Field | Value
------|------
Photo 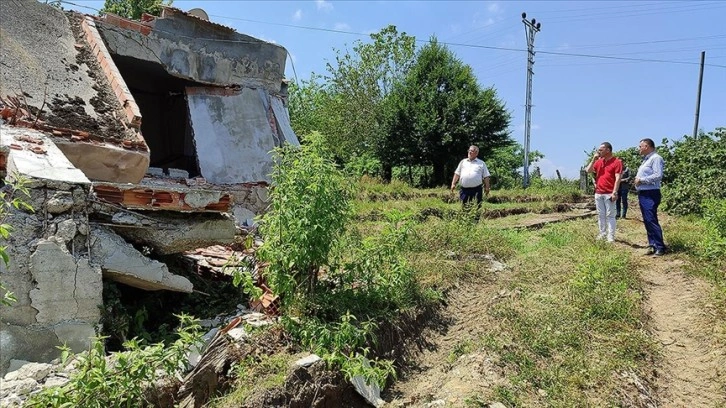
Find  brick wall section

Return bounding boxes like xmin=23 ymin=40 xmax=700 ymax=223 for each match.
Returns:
xmin=80 ymin=16 xmax=143 ymax=130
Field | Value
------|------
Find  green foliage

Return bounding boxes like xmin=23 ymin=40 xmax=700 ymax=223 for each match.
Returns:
xmin=344 ymin=152 xmax=382 ymax=178
xmin=100 ymin=0 xmax=172 ymax=20
xmin=252 ymin=142 xmax=424 ymax=388
xmin=660 ymin=127 xmax=726 ymax=215
xmin=27 ymin=314 xmax=202 ymax=408
xmin=289 ymin=26 xmax=416 ymax=166
xmin=699 ymin=199 xmax=726 ymax=265
xmin=1 ymin=176 xmax=33 ymax=306
xmin=487 ymin=144 xmax=543 ymax=189
xmin=385 ymin=37 xmax=512 ymax=186
xmin=257 ymin=132 xmax=354 ymax=305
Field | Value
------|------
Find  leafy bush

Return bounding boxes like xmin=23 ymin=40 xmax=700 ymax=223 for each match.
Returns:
xmin=660 ymin=127 xmax=726 ymax=216
xmin=250 ymin=134 xmax=424 ymax=387
xmin=27 ymin=315 xmax=202 ymax=408
xmin=257 ymin=131 xmax=354 ymax=306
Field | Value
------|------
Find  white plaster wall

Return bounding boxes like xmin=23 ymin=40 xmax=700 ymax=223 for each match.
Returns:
xmin=187 ymin=88 xmax=277 ymax=184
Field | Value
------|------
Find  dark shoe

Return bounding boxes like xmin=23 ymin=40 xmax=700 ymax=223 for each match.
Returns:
xmin=616 ymin=213 xmax=621 ymax=218
xmin=653 ymin=249 xmax=665 ymax=257
xmin=644 ymin=246 xmax=655 ymax=255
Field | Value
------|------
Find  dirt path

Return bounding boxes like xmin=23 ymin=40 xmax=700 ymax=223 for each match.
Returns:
xmin=639 ymin=257 xmax=726 ymax=407
xmin=383 ymin=211 xmax=725 ymax=407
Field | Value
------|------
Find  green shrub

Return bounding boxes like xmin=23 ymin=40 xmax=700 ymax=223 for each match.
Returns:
xmin=26 ymin=315 xmax=202 ymax=408
xmin=661 ymin=127 xmax=726 ymax=216
xmin=257 ymin=131 xmax=354 ymax=308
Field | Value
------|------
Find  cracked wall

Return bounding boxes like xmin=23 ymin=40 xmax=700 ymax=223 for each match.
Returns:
xmin=0 ymin=180 xmax=100 ymax=375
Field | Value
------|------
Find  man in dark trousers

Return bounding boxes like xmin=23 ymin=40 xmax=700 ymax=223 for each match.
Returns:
xmin=451 ymin=145 xmax=491 ymax=212
xmin=635 ymin=138 xmax=666 ymax=256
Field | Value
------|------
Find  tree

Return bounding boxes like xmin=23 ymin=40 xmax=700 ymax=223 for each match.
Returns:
xmin=487 ymin=144 xmax=543 ymax=189
xmin=100 ymin=0 xmax=173 ymax=20
xmin=288 ymin=26 xmax=416 ymax=166
xmin=385 ymin=37 xmax=512 ymax=186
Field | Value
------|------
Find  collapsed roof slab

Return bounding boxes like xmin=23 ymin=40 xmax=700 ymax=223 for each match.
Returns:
xmin=0 ymin=0 xmax=150 ymax=184
xmin=0 ymin=125 xmax=89 ymax=184
xmin=99 ymin=210 xmax=238 ymax=255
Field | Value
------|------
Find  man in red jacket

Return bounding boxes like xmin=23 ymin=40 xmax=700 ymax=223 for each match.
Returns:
xmin=586 ymin=142 xmax=623 ymax=242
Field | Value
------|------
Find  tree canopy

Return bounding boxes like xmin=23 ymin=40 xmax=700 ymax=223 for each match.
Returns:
xmin=385 ymin=37 xmax=512 ymax=186
xmin=100 ymin=0 xmax=173 ymax=20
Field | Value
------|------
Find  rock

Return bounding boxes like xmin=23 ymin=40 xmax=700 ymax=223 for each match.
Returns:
xmin=226 ymin=327 xmax=247 ymax=342
xmin=0 ymin=378 xmax=38 ymax=397
xmin=5 ymin=360 xmax=31 ymax=375
xmin=490 ymin=403 xmax=508 ymax=408
xmin=351 ymin=357 xmax=385 ymax=408
xmin=295 ymin=354 xmax=321 ymax=368
xmin=3 ymin=362 xmax=53 ymax=382
xmin=54 ymin=219 xmax=77 ymax=243
xmin=43 ymin=375 xmax=70 ymax=388
xmin=46 ymin=193 xmax=74 ymax=214
xmin=425 ymin=400 xmax=445 ymax=408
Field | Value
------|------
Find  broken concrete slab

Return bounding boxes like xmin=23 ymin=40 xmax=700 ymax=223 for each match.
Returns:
xmin=92 ymin=180 xmax=232 ymax=213
xmin=0 ymin=126 xmax=89 ymax=184
xmin=111 ymin=212 xmax=236 ymax=255
xmin=90 ymin=226 xmax=193 ymax=293
xmin=54 ymin=140 xmax=149 ymax=184
xmin=97 ymin=8 xmax=288 ymax=91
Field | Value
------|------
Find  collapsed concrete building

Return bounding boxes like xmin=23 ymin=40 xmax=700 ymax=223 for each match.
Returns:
xmin=0 ymin=0 xmax=298 ymax=374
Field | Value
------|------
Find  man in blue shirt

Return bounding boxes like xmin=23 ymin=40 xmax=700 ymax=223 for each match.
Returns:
xmin=635 ymin=138 xmax=666 ymax=256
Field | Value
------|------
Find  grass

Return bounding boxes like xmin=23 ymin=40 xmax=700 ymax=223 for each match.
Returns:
xmin=397 ymin=206 xmax=657 ymax=406
xmin=208 ymin=353 xmax=292 ymax=407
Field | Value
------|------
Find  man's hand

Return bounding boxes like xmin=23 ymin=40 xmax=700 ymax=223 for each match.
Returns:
xmin=593 ymin=152 xmax=600 ymax=161
xmin=634 ymin=177 xmax=641 ymax=186
xmin=610 ymin=193 xmax=617 ymax=202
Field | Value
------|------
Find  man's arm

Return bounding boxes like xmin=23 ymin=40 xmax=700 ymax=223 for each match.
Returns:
xmin=585 ymin=153 xmax=599 ymax=173
xmin=483 ymin=177 xmax=491 ymax=196
xmin=611 ymin=173 xmax=622 ymax=201
xmin=451 ymin=174 xmax=460 ymax=191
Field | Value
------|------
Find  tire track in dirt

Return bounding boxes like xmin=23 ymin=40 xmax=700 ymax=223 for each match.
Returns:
xmin=639 ymin=258 xmax=726 ymax=407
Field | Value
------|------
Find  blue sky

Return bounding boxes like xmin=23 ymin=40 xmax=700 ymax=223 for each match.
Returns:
xmin=63 ymin=0 xmax=725 ymax=179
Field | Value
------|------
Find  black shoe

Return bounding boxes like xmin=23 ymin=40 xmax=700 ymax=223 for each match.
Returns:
xmin=616 ymin=214 xmax=621 ymax=218
xmin=653 ymin=249 xmax=665 ymax=256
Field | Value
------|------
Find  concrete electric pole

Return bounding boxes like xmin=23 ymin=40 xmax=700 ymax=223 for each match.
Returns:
xmin=521 ymin=12 xmax=541 ymax=188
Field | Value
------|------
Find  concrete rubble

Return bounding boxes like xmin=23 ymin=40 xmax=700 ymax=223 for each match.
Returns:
xmin=1 ymin=0 xmax=298 ymax=375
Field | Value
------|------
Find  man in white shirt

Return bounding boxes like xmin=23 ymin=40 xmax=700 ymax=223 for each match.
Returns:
xmin=450 ymin=145 xmax=491 ymax=211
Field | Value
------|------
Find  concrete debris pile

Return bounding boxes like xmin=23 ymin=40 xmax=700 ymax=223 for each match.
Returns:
xmin=0 ymin=308 xmax=276 ymax=408
xmin=0 ymin=0 xmax=298 ymax=375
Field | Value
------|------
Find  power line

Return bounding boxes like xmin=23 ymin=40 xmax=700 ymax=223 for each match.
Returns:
xmin=57 ymin=0 xmax=726 ymax=69
xmin=538 ymin=34 xmax=726 ymax=51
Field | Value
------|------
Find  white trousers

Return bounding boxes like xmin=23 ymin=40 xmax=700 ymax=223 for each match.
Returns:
xmin=594 ymin=193 xmax=616 ymax=241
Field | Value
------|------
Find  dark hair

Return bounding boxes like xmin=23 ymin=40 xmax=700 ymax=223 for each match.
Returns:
xmin=640 ymin=138 xmax=655 ymax=148
xmin=601 ymin=142 xmax=612 ymax=151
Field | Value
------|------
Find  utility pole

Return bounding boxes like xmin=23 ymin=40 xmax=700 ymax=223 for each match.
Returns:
xmin=521 ymin=12 xmax=541 ymax=188
xmin=693 ymin=51 xmax=705 ymax=138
